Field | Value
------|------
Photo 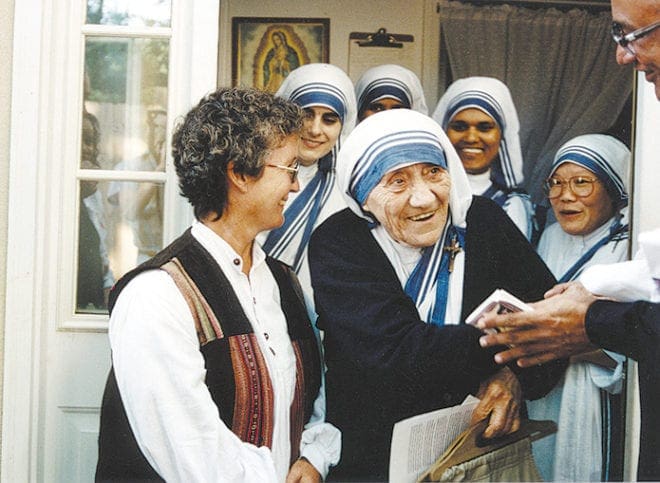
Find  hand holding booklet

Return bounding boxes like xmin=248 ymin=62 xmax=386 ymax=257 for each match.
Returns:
xmin=464 ymin=288 xmax=532 ymax=334
xmin=388 ymin=290 xmax=536 ymax=483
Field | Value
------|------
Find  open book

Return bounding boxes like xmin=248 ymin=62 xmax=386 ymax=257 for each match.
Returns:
xmin=417 ymin=418 xmax=556 ymax=482
xmin=388 ymin=394 xmax=557 ymax=483
xmin=389 ymin=396 xmax=480 ymax=483
xmin=464 ymin=288 xmax=532 ymax=333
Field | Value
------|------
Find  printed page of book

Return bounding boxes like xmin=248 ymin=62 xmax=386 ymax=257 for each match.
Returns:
xmin=388 ymin=396 xmax=480 ymax=483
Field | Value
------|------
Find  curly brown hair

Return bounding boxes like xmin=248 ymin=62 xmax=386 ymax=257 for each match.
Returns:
xmin=171 ymin=87 xmax=302 ymax=220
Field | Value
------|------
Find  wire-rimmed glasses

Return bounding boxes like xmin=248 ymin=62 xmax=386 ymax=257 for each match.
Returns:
xmin=544 ymin=176 xmax=598 ymax=199
xmin=266 ymin=159 xmax=300 ymax=183
xmin=611 ymin=21 xmax=660 ymax=56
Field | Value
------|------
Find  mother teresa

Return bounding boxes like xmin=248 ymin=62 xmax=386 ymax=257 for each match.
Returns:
xmin=308 ymin=109 xmax=566 ymax=481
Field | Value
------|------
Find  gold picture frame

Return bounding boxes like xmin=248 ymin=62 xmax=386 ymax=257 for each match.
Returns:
xmin=232 ymin=17 xmax=330 ymax=93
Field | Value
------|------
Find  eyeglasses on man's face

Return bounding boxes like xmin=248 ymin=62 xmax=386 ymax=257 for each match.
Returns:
xmin=611 ymin=21 xmax=660 ymax=57
xmin=544 ymin=175 xmax=598 ymax=199
xmin=266 ymin=159 xmax=300 ymax=183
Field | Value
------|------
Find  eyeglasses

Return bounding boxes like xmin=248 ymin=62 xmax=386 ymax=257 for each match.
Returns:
xmin=611 ymin=21 xmax=660 ymax=56
xmin=544 ymin=176 xmax=598 ymax=199
xmin=266 ymin=159 xmax=300 ymax=183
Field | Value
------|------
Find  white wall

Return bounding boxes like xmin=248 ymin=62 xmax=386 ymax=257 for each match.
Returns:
xmin=632 ymin=78 xmax=660 ymax=238
xmin=0 ymin=0 xmax=16 ymax=459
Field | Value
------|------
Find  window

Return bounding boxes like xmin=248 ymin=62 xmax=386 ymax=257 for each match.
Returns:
xmin=77 ymin=0 xmax=172 ymax=314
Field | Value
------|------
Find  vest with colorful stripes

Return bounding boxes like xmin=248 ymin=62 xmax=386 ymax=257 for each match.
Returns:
xmin=96 ymin=229 xmax=321 ymax=481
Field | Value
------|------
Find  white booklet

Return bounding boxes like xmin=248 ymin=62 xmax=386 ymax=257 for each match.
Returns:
xmin=388 ymin=396 xmax=480 ymax=483
xmin=464 ymin=288 xmax=532 ymax=333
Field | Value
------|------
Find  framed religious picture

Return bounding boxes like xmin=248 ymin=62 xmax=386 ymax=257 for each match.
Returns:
xmin=232 ymin=17 xmax=330 ymax=93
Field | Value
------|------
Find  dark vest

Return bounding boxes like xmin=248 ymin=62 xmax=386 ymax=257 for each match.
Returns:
xmin=95 ymin=229 xmax=321 ymax=481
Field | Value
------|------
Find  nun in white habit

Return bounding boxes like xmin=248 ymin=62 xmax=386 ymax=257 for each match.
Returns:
xmin=433 ymin=76 xmax=534 ymax=239
xmin=528 ymin=133 xmax=631 ymax=482
xmin=259 ymin=63 xmax=356 ymax=299
xmin=354 ymin=64 xmax=428 ymax=121
xmin=308 ymin=109 xmax=565 ymax=481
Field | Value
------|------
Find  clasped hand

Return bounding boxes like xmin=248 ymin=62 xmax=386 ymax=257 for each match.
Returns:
xmin=476 ymin=282 xmax=599 ymax=367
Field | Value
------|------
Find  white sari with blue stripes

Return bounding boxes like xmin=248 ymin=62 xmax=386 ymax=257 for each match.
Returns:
xmin=337 ymin=109 xmax=474 ymax=327
xmin=258 ymin=63 xmax=356 ymax=298
xmin=433 ymin=76 xmax=534 ymax=239
xmin=529 ymin=134 xmax=631 ymax=482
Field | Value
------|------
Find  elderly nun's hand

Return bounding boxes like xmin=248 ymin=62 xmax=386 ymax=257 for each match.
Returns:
xmin=285 ymin=457 xmax=321 ymax=483
xmin=471 ymin=367 xmax=522 ymax=439
xmin=477 ymin=282 xmax=600 ymax=367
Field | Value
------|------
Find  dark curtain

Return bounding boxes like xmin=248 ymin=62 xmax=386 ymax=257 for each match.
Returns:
xmin=438 ymin=1 xmax=633 ymax=202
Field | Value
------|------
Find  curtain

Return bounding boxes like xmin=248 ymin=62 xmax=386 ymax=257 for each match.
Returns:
xmin=438 ymin=1 xmax=633 ymax=202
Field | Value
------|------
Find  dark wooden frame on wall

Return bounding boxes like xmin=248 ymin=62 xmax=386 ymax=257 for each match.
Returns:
xmin=232 ymin=17 xmax=330 ymax=93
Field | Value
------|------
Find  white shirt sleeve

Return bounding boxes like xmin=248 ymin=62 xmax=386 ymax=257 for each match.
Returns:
xmin=296 ymin=290 xmax=341 ymax=478
xmin=502 ymin=194 xmax=532 ymax=240
xmin=110 ymin=269 xmax=279 ymax=483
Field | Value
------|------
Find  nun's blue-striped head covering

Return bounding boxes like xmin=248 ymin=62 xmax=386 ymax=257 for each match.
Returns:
xmin=349 ymin=130 xmax=447 ymax=206
xmin=551 ymin=134 xmax=630 ymax=208
xmin=276 ymin=63 xmax=357 ymax=141
xmin=355 ymin=65 xmax=428 ymax=119
xmin=432 ymin=77 xmax=524 ymax=190
xmin=338 ymin=109 xmax=474 ymax=228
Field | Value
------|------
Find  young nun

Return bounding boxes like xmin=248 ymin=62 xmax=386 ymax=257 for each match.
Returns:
xmin=433 ymin=76 xmax=534 ymax=239
xmin=529 ymin=134 xmax=631 ymax=482
xmin=308 ymin=109 xmax=565 ymax=481
xmin=259 ymin=63 xmax=356 ymax=298
xmin=354 ymin=64 xmax=428 ymax=121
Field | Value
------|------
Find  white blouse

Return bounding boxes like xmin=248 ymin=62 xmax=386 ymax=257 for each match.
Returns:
xmin=110 ymin=221 xmax=340 ymax=482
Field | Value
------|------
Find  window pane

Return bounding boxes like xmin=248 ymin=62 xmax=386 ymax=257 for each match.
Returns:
xmin=86 ymin=0 xmax=172 ymax=27
xmin=77 ymin=180 xmax=112 ymax=314
xmin=76 ymin=178 xmax=164 ymax=314
xmin=107 ymin=179 xmax=165 ymax=268
xmin=83 ymin=36 xmax=169 ymax=172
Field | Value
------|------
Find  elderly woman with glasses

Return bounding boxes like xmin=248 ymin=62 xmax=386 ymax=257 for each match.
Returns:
xmin=527 ymin=133 xmax=631 ymax=482
xmin=433 ymin=77 xmax=534 ymax=240
xmin=259 ymin=64 xmax=356 ymax=299
xmin=354 ymin=64 xmax=428 ymax=121
xmin=308 ymin=109 xmax=566 ymax=481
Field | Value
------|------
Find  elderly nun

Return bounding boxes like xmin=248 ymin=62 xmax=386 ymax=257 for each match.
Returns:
xmin=433 ymin=76 xmax=534 ymax=239
xmin=308 ymin=109 xmax=565 ymax=481
xmin=259 ymin=63 xmax=357 ymax=297
xmin=528 ymin=133 xmax=631 ymax=482
xmin=354 ymin=64 xmax=428 ymax=121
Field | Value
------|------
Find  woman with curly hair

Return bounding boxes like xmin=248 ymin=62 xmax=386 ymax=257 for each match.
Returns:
xmin=96 ymin=88 xmax=340 ymax=482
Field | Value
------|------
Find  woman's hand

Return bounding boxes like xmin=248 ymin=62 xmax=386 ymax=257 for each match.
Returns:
xmin=285 ymin=457 xmax=321 ymax=483
xmin=471 ymin=367 xmax=522 ymax=439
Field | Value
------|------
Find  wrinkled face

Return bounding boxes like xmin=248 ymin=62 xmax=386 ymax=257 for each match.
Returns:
xmin=359 ymin=97 xmax=407 ymax=121
xmin=363 ymin=163 xmax=451 ymax=247
xmin=298 ymin=106 xmax=342 ymax=166
xmin=549 ymin=162 xmax=617 ymax=236
xmin=446 ymin=108 xmax=502 ymax=175
xmin=612 ymin=0 xmax=660 ymax=99
xmin=248 ymin=134 xmax=300 ymax=232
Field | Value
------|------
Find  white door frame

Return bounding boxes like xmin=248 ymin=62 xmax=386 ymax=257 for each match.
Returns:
xmin=2 ymin=1 xmax=219 ymax=480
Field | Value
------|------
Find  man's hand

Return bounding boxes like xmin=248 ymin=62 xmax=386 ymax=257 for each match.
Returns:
xmin=477 ymin=282 xmax=599 ymax=367
xmin=472 ymin=367 xmax=522 ymax=439
xmin=285 ymin=457 xmax=321 ymax=483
